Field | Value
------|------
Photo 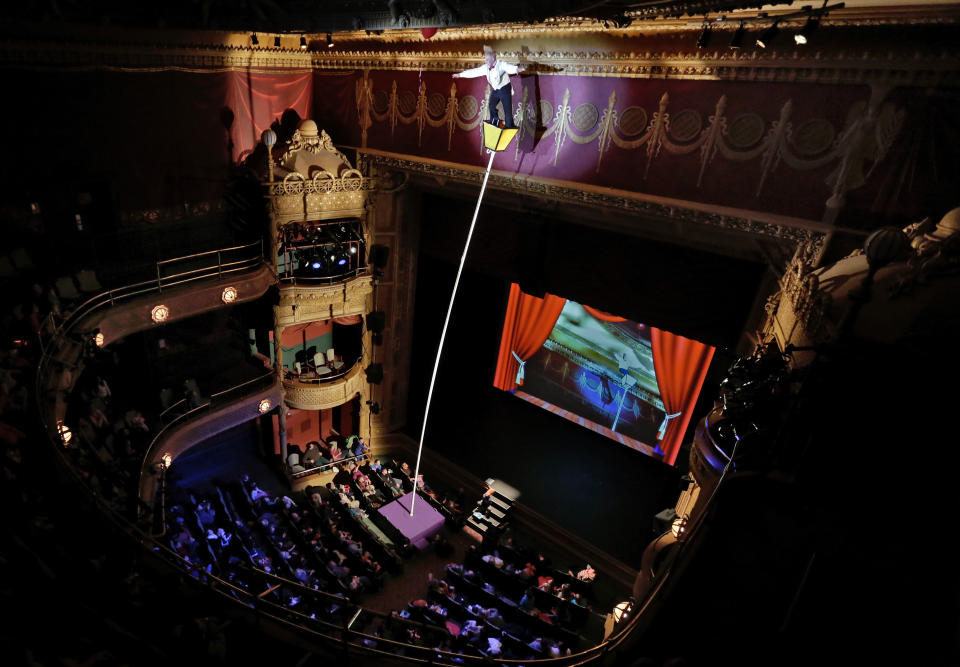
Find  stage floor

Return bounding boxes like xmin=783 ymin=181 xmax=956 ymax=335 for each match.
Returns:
xmin=378 ymin=492 xmax=445 ymax=550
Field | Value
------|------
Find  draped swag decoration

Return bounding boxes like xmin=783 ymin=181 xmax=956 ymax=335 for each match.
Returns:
xmin=493 ymin=284 xmax=567 ymax=392
xmin=649 ymin=327 xmax=715 ymax=466
xmin=354 ymin=70 xmax=903 ymax=219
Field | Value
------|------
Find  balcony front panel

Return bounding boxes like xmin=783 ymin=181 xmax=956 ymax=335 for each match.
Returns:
xmin=276 ymin=274 xmax=373 ymax=326
xmin=283 ymin=360 xmax=367 ymax=411
xmin=268 ymin=175 xmax=374 ymax=225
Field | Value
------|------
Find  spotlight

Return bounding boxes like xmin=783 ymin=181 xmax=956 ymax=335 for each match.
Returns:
xmin=696 ymin=23 xmax=712 ymax=49
xmin=327 ymin=32 xmax=334 ymax=48
xmin=729 ymin=22 xmax=745 ymax=49
xmin=756 ymin=22 xmax=780 ymax=48
xmin=795 ymin=16 xmax=819 ymax=44
xmin=349 ymin=245 xmax=357 ymax=255
xmin=274 ymin=35 xmax=281 ymax=48
xmin=251 ymin=33 xmax=259 ymax=46
xmin=300 ymin=35 xmax=307 ymax=50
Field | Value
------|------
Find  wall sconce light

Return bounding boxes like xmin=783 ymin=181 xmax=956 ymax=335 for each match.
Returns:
xmin=327 ymin=32 xmax=334 ymax=48
xmin=93 ymin=331 xmax=105 ymax=347
xmin=756 ymin=22 xmax=780 ymax=48
xmin=221 ymin=286 xmax=238 ymax=303
xmin=613 ymin=601 xmax=632 ymax=623
xmin=151 ymin=304 xmax=170 ymax=323
xmin=671 ymin=515 xmax=688 ymax=538
xmin=161 ymin=453 xmax=173 ymax=468
xmin=258 ymin=399 xmax=272 ymax=413
xmin=795 ymin=16 xmax=819 ymax=44
xmin=300 ymin=35 xmax=308 ymax=50
xmin=57 ymin=420 xmax=73 ymax=445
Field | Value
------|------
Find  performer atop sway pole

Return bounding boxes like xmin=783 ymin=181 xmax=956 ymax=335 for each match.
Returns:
xmin=453 ymin=45 xmax=527 ymax=128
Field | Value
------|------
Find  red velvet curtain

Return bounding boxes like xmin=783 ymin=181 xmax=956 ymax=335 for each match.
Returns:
xmin=650 ymin=327 xmax=715 ymax=465
xmin=583 ymin=305 xmax=627 ymax=323
xmin=227 ymin=70 xmax=315 ymax=160
xmin=493 ymin=284 xmax=567 ymax=391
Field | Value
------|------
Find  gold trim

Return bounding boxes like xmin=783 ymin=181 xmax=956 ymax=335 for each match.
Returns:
xmin=3 ymin=29 xmax=958 ymax=85
xmin=360 ymin=148 xmax=828 ymax=251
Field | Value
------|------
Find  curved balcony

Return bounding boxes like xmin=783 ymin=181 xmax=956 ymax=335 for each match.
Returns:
xmin=276 ymin=273 xmax=374 ymax=326
xmin=282 ymin=356 xmax=367 ymax=410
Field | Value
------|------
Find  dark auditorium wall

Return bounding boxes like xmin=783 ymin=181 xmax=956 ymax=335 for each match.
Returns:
xmin=404 ymin=193 xmax=764 ymax=566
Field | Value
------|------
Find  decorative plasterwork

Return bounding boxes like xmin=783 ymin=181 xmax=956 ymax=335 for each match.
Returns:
xmin=268 ymin=172 xmax=375 ymax=223
xmin=275 ymin=274 xmax=374 ymax=326
xmin=1 ymin=37 xmax=957 ymax=86
xmin=363 ymin=151 xmax=828 ymax=252
xmin=355 ymin=74 xmax=903 ymax=219
xmin=327 ymin=49 xmax=959 ymax=86
xmin=283 ymin=361 xmax=367 ymax=411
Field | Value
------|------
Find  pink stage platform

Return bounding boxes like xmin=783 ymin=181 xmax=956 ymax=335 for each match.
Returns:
xmin=378 ymin=492 xmax=445 ymax=550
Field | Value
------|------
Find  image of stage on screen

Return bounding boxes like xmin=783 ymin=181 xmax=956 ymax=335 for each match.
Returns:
xmin=493 ymin=284 xmax=715 ymax=465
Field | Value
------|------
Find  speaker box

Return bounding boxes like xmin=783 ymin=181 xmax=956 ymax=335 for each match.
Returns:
xmin=364 ymin=363 xmax=384 ymax=384
xmin=366 ymin=311 xmax=386 ymax=333
xmin=369 ymin=244 xmax=390 ymax=269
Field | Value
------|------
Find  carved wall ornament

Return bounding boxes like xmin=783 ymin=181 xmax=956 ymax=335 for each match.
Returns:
xmin=359 ymin=75 xmax=903 ymax=219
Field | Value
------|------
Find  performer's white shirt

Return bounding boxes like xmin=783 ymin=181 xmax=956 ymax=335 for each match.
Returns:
xmin=457 ymin=60 xmax=520 ymax=90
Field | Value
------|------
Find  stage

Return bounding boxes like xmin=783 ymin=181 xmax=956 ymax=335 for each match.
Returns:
xmin=378 ymin=492 xmax=445 ymax=550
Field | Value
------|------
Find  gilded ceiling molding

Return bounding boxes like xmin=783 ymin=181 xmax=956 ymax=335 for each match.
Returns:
xmin=321 ymin=49 xmax=960 ymax=86
xmin=0 ymin=39 xmax=315 ymax=72
xmin=360 ymin=151 xmax=827 ymax=254
xmin=333 ymin=6 xmax=959 ymax=42
xmin=1 ymin=38 xmax=957 ymax=86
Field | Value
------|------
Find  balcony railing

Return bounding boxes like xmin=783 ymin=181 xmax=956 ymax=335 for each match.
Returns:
xmin=41 ymin=239 xmax=265 ymax=354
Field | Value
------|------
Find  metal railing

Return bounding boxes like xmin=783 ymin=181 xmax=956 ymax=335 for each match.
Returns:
xmin=40 ymin=239 xmax=264 ymax=359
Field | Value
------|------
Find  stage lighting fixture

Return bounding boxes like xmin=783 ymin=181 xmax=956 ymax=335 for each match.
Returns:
xmin=729 ymin=22 xmax=745 ymax=49
xmin=756 ymin=22 xmax=780 ymax=48
xmin=349 ymin=245 xmax=357 ymax=255
xmin=795 ymin=16 xmax=819 ymax=44
xmin=300 ymin=35 xmax=307 ymax=50
xmin=696 ymin=23 xmax=712 ymax=48
xmin=251 ymin=33 xmax=259 ymax=46
xmin=274 ymin=35 xmax=281 ymax=48
xmin=327 ymin=32 xmax=334 ymax=48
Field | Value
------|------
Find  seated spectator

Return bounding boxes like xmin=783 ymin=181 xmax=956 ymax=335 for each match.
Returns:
xmin=329 ymin=560 xmax=350 ymax=578
xmin=486 ymin=635 xmax=502 ymax=656
xmin=537 ymin=575 xmax=554 ymax=591
xmin=481 ymin=553 xmax=504 ymax=568
xmin=329 ymin=441 xmax=342 ymax=460
xmin=348 ymin=575 xmax=371 ymax=592
xmin=369 ymin=458 xmax=382 ymax=473
xmin=576 ymin=564 xmax=596 ymax=582
xmin=528 ymin=637 xmax=543 ymax=652
xmin=197 ymin=499 xmax=216 ymax=526
xmin=302 ymin=442 xmax=322 ymax=468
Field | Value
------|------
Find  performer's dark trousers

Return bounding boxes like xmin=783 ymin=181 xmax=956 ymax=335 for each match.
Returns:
xmin=489 ymin=85 xmax=514 ymax=128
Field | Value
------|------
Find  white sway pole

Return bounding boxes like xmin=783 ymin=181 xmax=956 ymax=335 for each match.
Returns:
xmin=409 ymin=148 xmax=498 ymax=516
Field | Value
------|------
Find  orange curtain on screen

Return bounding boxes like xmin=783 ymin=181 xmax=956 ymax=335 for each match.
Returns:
xmin=583 ymin=305 xmax=627 ymax=323
xmin=493 ymin=284 xmax=567 ymax=391
xmin=650 ymin=327 xmax=715 ymax=466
